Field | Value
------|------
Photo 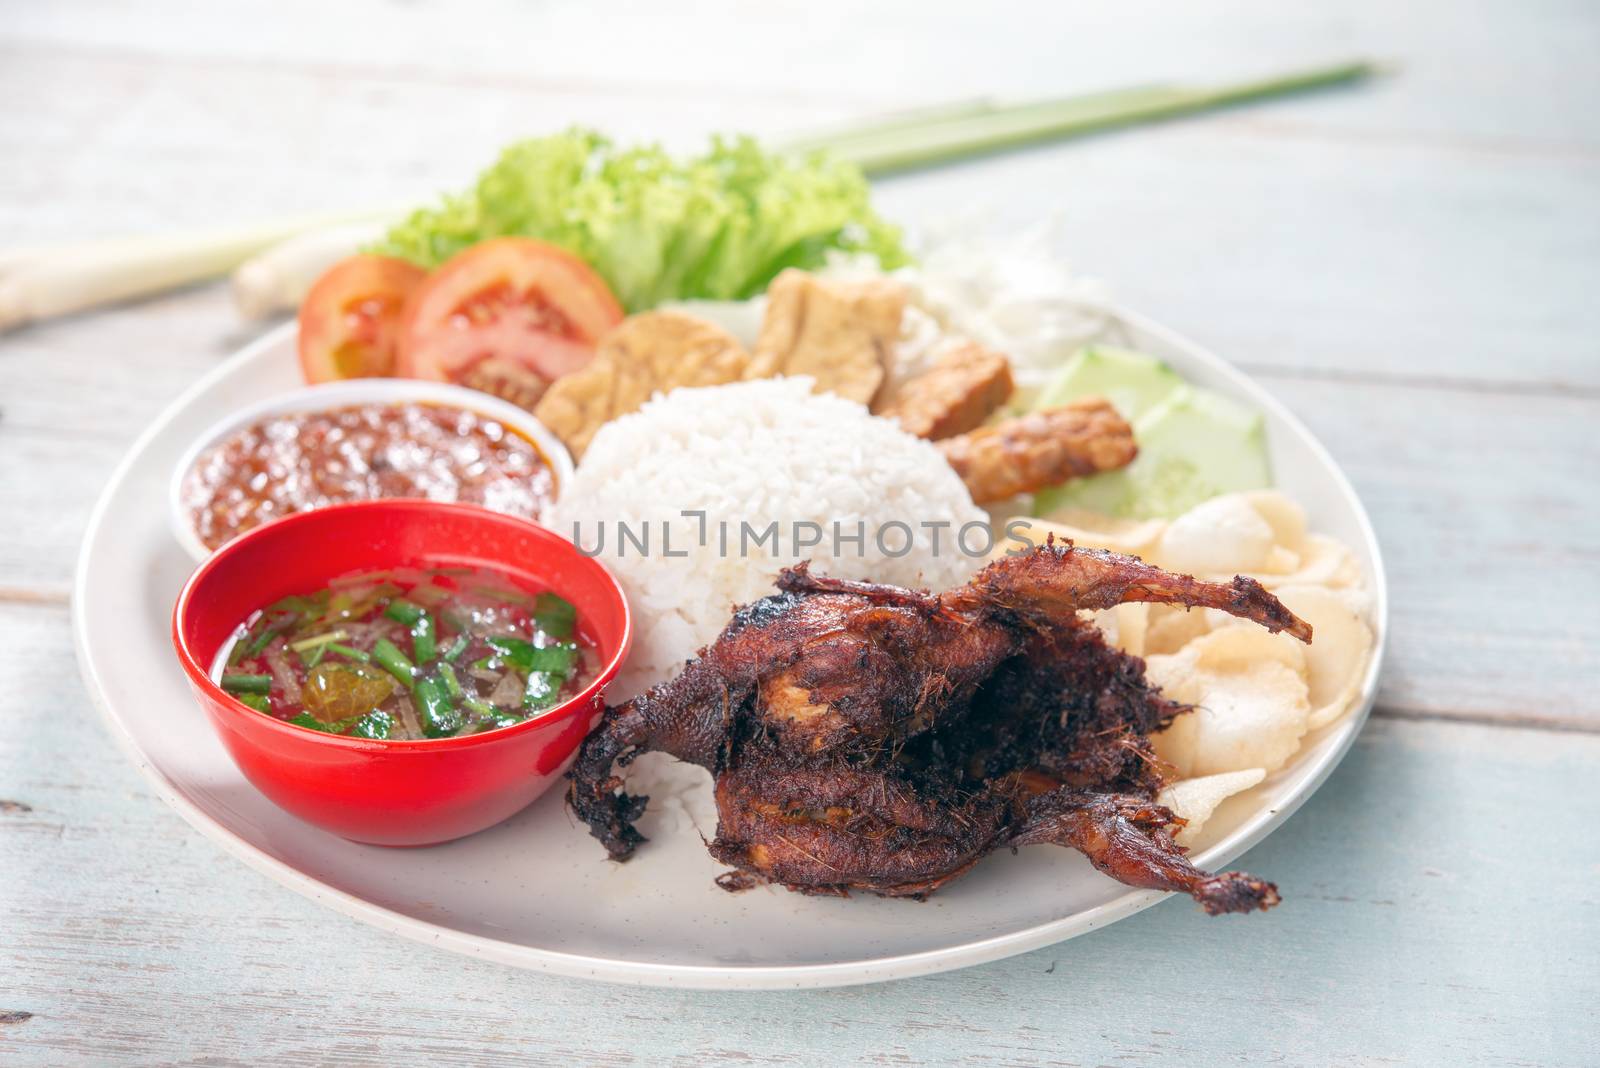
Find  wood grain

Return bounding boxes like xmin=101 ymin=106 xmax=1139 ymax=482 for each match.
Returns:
xmin=878 ymin=130 xmax=1600 ymax=392
xmin=1 ymin=602 xmax=1594 ymax=1066
xmin=6 ymin=0 xmax=1599 ymax=144
xmin=3 ymin=1 xmax=1597 ymax=1062
xmin=3 ymin=4 xmax=1599 ymax=387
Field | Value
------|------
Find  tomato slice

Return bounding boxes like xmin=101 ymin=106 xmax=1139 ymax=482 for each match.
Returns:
xmin=297 ymin=255 xmax=427 ymax=383
xmin=396 ymin=238 xmax=623 ymax=409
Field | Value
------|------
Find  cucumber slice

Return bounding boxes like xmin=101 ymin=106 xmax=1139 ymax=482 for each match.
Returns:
xmin=1036 ymin=385 xmax=1271 ymax=519
xmin=1035 ymin=345 xmax=1184 ymax=421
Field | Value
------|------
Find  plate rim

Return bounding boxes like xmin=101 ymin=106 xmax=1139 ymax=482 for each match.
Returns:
xmin=72 ymin=312 xmax=1388 ymax=990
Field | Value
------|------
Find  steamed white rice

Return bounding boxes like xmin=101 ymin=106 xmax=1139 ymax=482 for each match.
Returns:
xmin=551 ymin=377 xmax=987 ymax=699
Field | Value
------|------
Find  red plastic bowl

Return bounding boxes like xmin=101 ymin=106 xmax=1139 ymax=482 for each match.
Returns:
xmin=172 ymin=500 xmax=632 ymax=846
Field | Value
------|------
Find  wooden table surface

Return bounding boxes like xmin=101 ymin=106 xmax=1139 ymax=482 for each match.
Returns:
xmin=3 ymin=2 xmax=1597 ymax=1064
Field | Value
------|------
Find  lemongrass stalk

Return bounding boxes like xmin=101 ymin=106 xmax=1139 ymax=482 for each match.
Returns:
xmin=785 ymin=61 xmax=1378 ymax=176
xmin=230 ymin=218 xmax=392 ymax=320
xmin=784 ymin=84 xmax=1183 ymax=155
xmin=0 ymin=61 xmax=1375 ymax=332
xmin=0 ymin=206 xmax=400 ymax=332
xmin=227 ymin=95 xmax=1073 ymax=326
xmin=226 ymin=63 xmax=1368 ymax=324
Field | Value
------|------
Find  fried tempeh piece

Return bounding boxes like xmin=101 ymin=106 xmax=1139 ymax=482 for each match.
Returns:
xmin=873 ymin=339 xmax=1015 ymax=439
xmin=938 ymin=396 xmax=1136 ymax=504
xmin=535 ymin=310 xmax=749 ymax=459
xmin=745 ymin=269 xmax=905 ymax=405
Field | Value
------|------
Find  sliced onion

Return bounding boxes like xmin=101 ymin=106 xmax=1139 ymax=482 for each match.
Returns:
xmin=487 ymin=670 xmax=523 ymax=709
xmin=263 ymin=644 xmax=302 ymax=704
xmin=391 ymin=693 xmax=425 ymax=740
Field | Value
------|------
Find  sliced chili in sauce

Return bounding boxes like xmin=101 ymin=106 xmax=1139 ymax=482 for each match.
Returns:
xmin=182 ymin=403 xmax=556 ymax=551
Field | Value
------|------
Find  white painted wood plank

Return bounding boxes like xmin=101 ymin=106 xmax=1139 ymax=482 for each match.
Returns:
xmin=0 ymin=48 xmax=860 ymax=245
xmin=3 ymin=5 xmax=1598 ymax=386
xmin=3 ymin=2 xmax=1597 ymax=1060
xmin=875 ymin=131 xmax=1600 ymax=391
xmin=1260 ymin=378 xmax=1600 ymax=726
xmin=6 ymin=0 xmax=1599 ymax=145
xmin=1 ymin=603 xmax=1594 ymax=1066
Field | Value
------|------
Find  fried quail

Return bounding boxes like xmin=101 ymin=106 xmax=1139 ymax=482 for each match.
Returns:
xmin=568 ymin=542 xmax=1310 ymax=914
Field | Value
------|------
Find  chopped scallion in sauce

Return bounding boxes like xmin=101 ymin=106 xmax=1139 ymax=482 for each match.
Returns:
xmin=212 ymin=565 xmax=594 ymax=740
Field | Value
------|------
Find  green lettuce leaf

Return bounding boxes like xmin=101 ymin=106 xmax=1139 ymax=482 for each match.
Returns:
xmin=372 ymin=129 xmax=911 ymax=312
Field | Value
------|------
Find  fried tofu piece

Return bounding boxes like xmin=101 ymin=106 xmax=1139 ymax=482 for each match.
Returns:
xmin=535 ymin=310 xmax=749 ymax=459
xmin=874 ymin=340 xmax=1015 ymax=439
xmin=746 ymin=270 xmax=905 ymax=405
xmin=940 ymin=397 xmax=1136 ymax=504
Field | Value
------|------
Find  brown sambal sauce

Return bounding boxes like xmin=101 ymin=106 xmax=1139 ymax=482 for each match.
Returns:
xmin=183 ymin=402 xmax=556 ymax=551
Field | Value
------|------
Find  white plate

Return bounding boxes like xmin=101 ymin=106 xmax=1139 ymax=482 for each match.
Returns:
xmin=73 ymin=315 xmax=1387 ymax=990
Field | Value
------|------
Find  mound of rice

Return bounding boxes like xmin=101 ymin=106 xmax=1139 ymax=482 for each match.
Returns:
xmin=551 ymin=377 xmax=987 ymax=699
